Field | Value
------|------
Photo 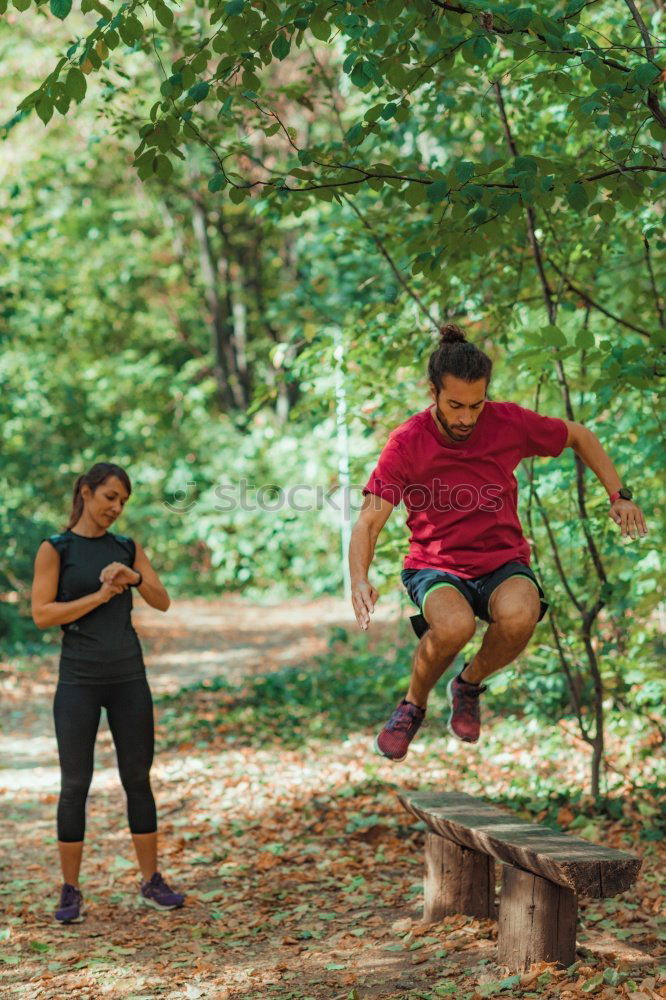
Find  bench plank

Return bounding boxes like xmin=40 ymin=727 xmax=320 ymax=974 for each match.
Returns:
xmin=398 ymin=790 xmax=641 ymax=898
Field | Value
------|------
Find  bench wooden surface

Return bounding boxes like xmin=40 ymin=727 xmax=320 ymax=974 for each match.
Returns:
xmin=398 ymin=790 xmax=641 ymax=897
xmin=398 ymin=789 xmax=642 ymax=971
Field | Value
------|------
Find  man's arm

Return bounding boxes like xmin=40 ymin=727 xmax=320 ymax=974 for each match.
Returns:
xmin=562 ymin=420 xmax=648 ymax=539
xmin=349 ymin=493 xmax=395 ymax=630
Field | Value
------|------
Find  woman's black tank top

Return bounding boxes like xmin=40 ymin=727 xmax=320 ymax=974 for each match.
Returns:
xmin=45 ymin=530 xmax=145 ymax=684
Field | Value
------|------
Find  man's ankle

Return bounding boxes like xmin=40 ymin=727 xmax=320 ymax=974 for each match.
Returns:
xmin=459 ymin=661 xmax=481 ymax=685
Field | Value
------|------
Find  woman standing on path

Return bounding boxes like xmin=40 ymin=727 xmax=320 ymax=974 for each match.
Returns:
xmin=31 ymin=462 xmax=185 ymax=923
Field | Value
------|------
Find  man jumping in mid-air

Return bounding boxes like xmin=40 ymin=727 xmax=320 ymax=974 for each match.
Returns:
xmin=349 ymin=324 xmax=648 ymax=761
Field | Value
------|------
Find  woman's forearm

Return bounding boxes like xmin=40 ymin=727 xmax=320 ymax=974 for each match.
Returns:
xmin=34 ymin=592 xmax=104 ymax=629
xmin=137 ymin=580 xmax=170 ymax=612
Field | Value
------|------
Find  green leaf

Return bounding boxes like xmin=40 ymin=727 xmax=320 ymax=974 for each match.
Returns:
xmin=351 ymin=62 xmax=369 ymax=88
xmin=404 ymin=182 xmax=426 ymax=207
xmin=0 ymin=955 xmax=19 ymax=965
xmin=310 ymin=18 xmax=330 ymax=41
xmin=225 ymin=0 xmax=244 ymax=12
xmin=575 ymin=327 xmax=595 ymax=349
xmin=36 ymin=96 xmax=53 ymax=124
xmin=50 ymin=0 xmax=71 ymax=18
xmin=506 ymin=7 xmax=534 ymax=29
xmin=272 ymin=33 xmax=291 ymax=60
xmin=581 ymin=972 xmax=604 ymax=992
xmin=597 ymin=201 xmax=615 ymax=223
xmin=65 ymin=67 xmax=87 ymax=102
xmin=154 ymin=154 xmax=173 ymax=180
xmin=30 ymin=941 xmax=52 ymax=953
xmin=455 ymin=160 xmax=474 ymax=183
xmin=155 ymin=3 xmax=173 ymax=28
xmin=12 ymin=0 xmax=31 ymax=9
xmin=111 ymin=854 xmax=134 ymax=870
xmin=633 ymin=62 xmax=660 ymax=89
xmin=188 ymin=81 xmax=210 ymax=102
xmin=208 ymin=172 xmax=227 ymax=193
xmin=426 ymin=179 xmax=448 ymax=203
xmin=566 ymin=182 xmax=588 ymax=210
xmin=346 ymin=123 xmax=365 ymax=147
xmin=229 ymin=185 xmax=248 ymax=203
xmin=540 ymin=324 xmax=567 ymax=346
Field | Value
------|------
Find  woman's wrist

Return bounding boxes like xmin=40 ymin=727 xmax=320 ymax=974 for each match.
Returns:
xmin=131 ymin=570 xmax=143 ymax=587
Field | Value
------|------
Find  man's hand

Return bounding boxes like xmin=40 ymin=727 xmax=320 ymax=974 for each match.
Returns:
xmin=609 ymin=499 xmax=648 ymax=539
xmin=100 ymin=562 xmax=140 ymax=586
xmin=352 ymin=579 xmax=379 ymax=630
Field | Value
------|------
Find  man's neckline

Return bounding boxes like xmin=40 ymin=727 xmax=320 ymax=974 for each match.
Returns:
xmin=426 ymin=403 xmax=487 ymax=448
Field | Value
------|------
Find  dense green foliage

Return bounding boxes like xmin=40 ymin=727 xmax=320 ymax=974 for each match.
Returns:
xmin=1 ymin=3 xmax=663 ymax=792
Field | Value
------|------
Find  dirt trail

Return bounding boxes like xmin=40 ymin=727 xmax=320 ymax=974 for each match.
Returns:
xmin=0 ymin=594 xmax=399 ymax=778
xmin=0 ymin=597 xmax=660 ymax=1000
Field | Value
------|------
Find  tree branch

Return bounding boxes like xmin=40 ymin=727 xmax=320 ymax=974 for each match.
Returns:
xmin=339 ymin=194 xmax=441 ymax=333
xmin=643 ymin=234 xmax=666 ymax=329
xmin=545 ymin=257 xmax=654 ymax=339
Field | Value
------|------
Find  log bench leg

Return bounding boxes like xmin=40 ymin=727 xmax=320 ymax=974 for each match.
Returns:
xmin=424 ymin=832 xmax=496 ymax=923
xmin=497 ymin=866 xmax=578 ymax=971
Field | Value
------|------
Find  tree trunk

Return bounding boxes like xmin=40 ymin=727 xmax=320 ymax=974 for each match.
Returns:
xmin=191 ymin=200 xmax=246 ymax=410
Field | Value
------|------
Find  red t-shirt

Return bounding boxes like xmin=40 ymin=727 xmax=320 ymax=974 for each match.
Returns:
xmin=363 ymin=401 xmax=568 ymax=579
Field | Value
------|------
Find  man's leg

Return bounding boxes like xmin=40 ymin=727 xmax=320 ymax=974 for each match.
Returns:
xmin=461 ymin=576 xmax=541 ymax=685
xmin=407 ymin=585 xmax=477 ymax=708
xmin=375 ymin=585 xmax=476 ymax=761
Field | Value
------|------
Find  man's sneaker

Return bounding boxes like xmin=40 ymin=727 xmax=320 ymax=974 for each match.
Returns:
xmin=447 ymin=666 xmax=487 ymax=743
xmin=55 ymin=883 xmax=84 ymax=924
xmin=375 ymin=700 xmax=426 ymax=762
xmin=140 ymin=871 xmax=185 ymax=910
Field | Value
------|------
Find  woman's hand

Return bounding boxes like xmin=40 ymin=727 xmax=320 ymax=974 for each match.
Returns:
xmin=98 ymin=580 xmax=127 ymax=604
xmin=100 ymin=562 xmax=140 ymax=587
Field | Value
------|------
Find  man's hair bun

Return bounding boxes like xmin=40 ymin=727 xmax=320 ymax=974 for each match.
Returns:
xmin=439 ymin=323 xmax=467 ymax=344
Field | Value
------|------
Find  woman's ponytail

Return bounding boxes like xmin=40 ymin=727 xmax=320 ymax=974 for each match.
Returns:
xmin=65 ymin=475 xmax=87 ymax=531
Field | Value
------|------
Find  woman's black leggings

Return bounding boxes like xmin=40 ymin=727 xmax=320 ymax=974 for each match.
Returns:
xmin=53 ymin=678 xmax=157 ymax=842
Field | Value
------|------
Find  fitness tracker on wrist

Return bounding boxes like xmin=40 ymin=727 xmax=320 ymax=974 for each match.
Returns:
xmin=130 ymin=571 xmax=143 ymax=587
xmin=609 ymin=487 xmax=633 ymax=504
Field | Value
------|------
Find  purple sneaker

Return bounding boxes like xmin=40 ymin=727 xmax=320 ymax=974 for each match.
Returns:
xmin=140 ymin=871 xmax=185 ymax=910
xmin=55 ymin=883 xmax=84 ymax=924
xmin=375 ymin=700 xmax=426 ymax=762
xmin=447 ymin=667 xmax=487 ymax=743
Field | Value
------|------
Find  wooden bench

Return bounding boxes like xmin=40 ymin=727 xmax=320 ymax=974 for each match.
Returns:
xmin=398 ymin=790 xmax=641 ymax=972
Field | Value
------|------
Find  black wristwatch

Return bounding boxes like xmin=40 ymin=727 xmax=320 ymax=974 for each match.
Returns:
xmin=609 ymin=487 xmax=633 ymax=503
xmin=130 ymin=571 xmax=143 ymax=587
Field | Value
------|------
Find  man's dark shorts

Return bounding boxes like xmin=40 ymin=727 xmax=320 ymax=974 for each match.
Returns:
xmin=401 ymin=561 xmax=548 ymax=639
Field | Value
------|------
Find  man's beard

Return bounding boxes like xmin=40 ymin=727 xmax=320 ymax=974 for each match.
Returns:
xmin=435 ymin=404 xmax=475 ymax=440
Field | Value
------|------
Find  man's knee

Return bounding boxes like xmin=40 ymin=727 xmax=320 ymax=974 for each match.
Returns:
xmin=428 ymin=610 xmax=476 ymax=647
xmin=422 ymin=585 xmax=476 ymax=647
xmin=492 ymin=587 xmax=541 ymax=636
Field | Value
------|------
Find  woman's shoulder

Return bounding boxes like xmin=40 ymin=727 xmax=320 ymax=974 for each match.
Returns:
xmin=41 ymin=531 xmax=71 ymax=555
xmin=110 ymin=532 xmax=136 ymax=560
